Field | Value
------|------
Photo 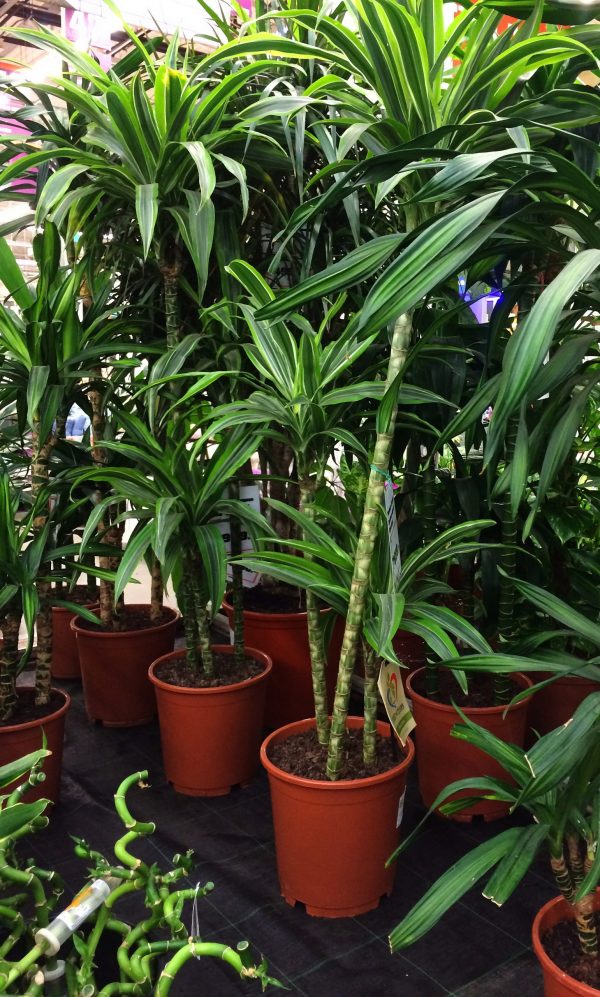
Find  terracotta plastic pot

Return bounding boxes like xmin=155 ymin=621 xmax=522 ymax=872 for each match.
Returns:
xmin=222 ymin=599 xmax=342 ymax=728
xmin=149 ymin=645 xmax=272 ymax=796
xmin=72 ymin=605 xmax=178 ymax=726
xmin=51 ymin=603 xmax=98 ymax=680
xmin=532 ymin=891 xmax=600 ymax=996
xmin=0 ymin=688 xmax=70 ymax=804
xmin=261 ymin=716 xmax=414 ymax=917
xmin=528 ymin=674 xmax=600 ymax=738
xmin=406 ymin=668 xmax=532 ymax=821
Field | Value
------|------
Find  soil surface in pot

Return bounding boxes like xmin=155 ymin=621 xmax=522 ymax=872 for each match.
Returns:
xmin=52 ymin=584 xmax=98 ymax=606
xmin=236 ymin=584 xmax=307 ymax=614
xmin=0 ymin=689 xmax=65 ymax=728
xmin=269 ymin=728 xmax=400 ymax=780
xmin=76 ymin=607 xmax=172 ymax=632
xmin=411 ymin=669 xmax=521 ymax=708
xmin=154 ymin=651 xmax=264 ymax=689
xmin=543 ymin=914 xmax=600 ymax=989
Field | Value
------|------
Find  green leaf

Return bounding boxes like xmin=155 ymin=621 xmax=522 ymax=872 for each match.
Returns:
xmin=354 ymin=193 xmax=504 ymax=338
xmin=35 ymin=165 xmax=89 ymax=225
xmin=0 ymin=800 xmax=49 ymax=840
xmin=511 ymin=576 xmax=600 ymax=647
xmin=482 ymin=824 xmax=549 ymax=905
xmin=0 ymin=237 xmax=34 ymax=312
xmin=256 ymin=234 xmax=404 ymax=321
xmin=389 ymin=828 xmax=523 ymax=950
xmin=510 ymin=402 xmax=529 ymax=518
xmin=487 ymin=249 xmax=600 ymax=464
xmin=213 ymin=153 xmax=249 ymax=221
xmin=195 ymin=524 xmax=227 ymax=619
xmin=135 ymin=183 xmax=159 ymax=259
xmin=0 ymin=749 xmax=49 ymax=789
xmin=114 ymin=521 xmax=153 ymax=602
xmin=26 ymin=366 xmax=50 ymax=429
xmin=185 ymin=142 xmax=216 ymax=205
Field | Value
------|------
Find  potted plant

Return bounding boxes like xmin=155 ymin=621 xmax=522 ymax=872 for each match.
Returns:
xmin=74 ymin=392 xmax=274 ymax=795
xmin=388 ymin=688 xmax=600 ymax=995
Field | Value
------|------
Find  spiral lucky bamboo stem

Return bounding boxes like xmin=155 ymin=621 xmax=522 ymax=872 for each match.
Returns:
xmin=327 ymin=313 xmax=413 ymax=780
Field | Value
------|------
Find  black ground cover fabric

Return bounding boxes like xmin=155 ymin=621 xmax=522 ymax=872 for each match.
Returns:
xmin=26 ymin=681 xmax=554 ymax=995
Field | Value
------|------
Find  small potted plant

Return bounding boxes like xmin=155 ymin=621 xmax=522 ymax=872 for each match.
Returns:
xmin=76 ymin=400 xmax=274 ymax=796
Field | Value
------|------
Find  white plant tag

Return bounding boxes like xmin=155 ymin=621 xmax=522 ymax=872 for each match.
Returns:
xmin=384 ymin=479 xmax=402 ymax=591
xmin=378 ymin=661 xmax=416 ymax=746
xmin=212 ymin=484 xmax=261 ymax=588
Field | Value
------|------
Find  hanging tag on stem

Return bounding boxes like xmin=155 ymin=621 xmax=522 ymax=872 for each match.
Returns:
xmin=190 ymin=882 xmax=202 ymax=959
xmin=378 ymin=661 xmax=415 ymax=746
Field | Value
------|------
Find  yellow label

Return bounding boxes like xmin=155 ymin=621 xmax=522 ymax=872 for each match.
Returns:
xmin=67 ymin=884 xmax=95 ymax=910
xmin=378 ymin=661 xmax=416 ymax=746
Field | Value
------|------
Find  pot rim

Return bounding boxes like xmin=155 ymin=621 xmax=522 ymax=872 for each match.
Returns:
xmin=406 ymin=667 xmax=532 ymax=716
xmin=260 ymin=715 xmax=414 ymax=791
xmin=149 ymin=644 xmax=272 ymax=696
xmin=222 ymin=596 xmax=332 ymax=624
xmin=0 ymin=687 xmax=71 ymax=734
xmin=532 ymin=891 xmax=600 ymax=996
xmin=70 ymin=604 xmax=179 ymax=639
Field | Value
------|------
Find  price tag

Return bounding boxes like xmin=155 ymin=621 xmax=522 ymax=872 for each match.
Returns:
xmin=212 ymin=484 xmax=261 ymax=588
xmin=384 ymin=479 xmax=402 ymax=591
xmin=396 ymin=789 xmax=406 ymax=828
xmin=378 ymin=661 xmax=415 ymax=746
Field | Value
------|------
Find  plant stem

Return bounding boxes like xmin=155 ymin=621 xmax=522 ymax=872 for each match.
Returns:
xmin=494 ymin=413 xmax=519 ymax=705
xmin=150 ymin=557 xmax=163 ymax=624
xmin=299 ymin=477 xmax=329 ymax=744
xmin=0 ymin=604 xmax=20 ymax=721
xmin=362 ymin=642 xmax=378 ymax=765
xmin=190 ymin=569 xmax=213 ymax=677
xmin=327 ymin=313 xmax=413 ymax=780
xmin=421 ymin=458 xmax=437 ymax=543
xmin=31 ymin=415 xmax=64 ymax=705
xmin=229 ymin=479 xmax=245 ymax=666
xmin=181 ymin=575 xmax=199 ymax=671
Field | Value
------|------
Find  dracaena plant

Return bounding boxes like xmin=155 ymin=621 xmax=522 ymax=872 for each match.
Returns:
xmin=73 ymin=397 xmax=271 ymax=678
xmin=387 ymin=690 xmax=600 ymax=964
xmin=0 ymin=227 xmax=141 ymax=707
xmin=237 ymin=493 xmax=495 ymax=762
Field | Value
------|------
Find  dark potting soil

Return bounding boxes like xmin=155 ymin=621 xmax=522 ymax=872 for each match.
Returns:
xmin=237 ymin=585 xmax=307 ymax=614
xmin=52 ymin=584 xmax=98 ymax=606
xmin=411 ymin=668 xmax=522 ymax=708
xmin=543 ymin=914 xmax=600 ymax=989
xmin=268 ymin=727 xmax=400 ymax=780
xmin=154 ymin=651 xmax=264 ymax=689
xmin=0 ymin=689 xmax=65 ymax=728
xmin=75 ymin=607 xmax=173 ymax=633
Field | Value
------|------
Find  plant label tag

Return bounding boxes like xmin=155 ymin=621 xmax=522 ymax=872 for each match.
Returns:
xmin=213 ymin=484 xmax=261 ymax=588
xmin=396 ymin=789 xmax=406 ymax=828
xmin=378 ymin=661 xmax=415 ymax=746
xmin=384 ymin=480 xmax=402 ymax=591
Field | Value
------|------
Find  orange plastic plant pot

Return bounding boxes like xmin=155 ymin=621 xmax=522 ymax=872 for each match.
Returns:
xmin=149 ymin=645 xmax=272 ymax=796
xmin=406 ymin=668 xmax=532 ymax=821
xmin=261 ymin=716 xmax=414 ymax=918
xmin=222 ymin=600 xmax=341 ymax=728
xmin=532 ymin=892 xmax=600 ymax=996
xmin=0 ymin=688 xmax=70 ymax=804
xmin=72 ymin=605 xmax=178 ymax=726
xmin=51 ymin=603 xmax=98 ymax=680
